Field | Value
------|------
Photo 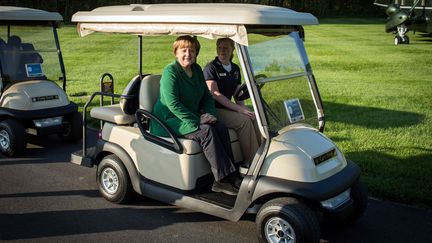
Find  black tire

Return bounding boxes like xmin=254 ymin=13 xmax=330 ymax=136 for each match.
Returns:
xmin=343 ymin=179 xmax=368 ymax=224
xmin=58 ymin=111 xmax=83 ymax=142
xmin=404 ymin=36 xmax=410 ymax=44
xmin=96 ymin=154 xmax=133 ymax=204
xmin=394 ymin=36 xmax=402 ymax=45
xmin=256 ymin=197 xmax=320 ymax=243
xmin=0 ymin=119 xmax=26 ymax=157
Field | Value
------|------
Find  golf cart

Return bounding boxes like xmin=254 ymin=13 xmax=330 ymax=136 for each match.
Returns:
xmin=0 ymin=6 xmax=82 ymax=157
xmin=71 ymin=4 xmax=367 ymax=242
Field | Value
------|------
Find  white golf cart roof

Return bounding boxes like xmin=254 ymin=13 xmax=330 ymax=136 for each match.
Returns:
xmin=72 ymin=3 xmax=319 ymax=45
xmin=0 ymin=6 xmax=63 ymax=23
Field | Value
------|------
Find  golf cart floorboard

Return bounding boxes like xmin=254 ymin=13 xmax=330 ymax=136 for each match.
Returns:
xmin=189 ymin=174 xmax=237 ymax=209
xmin=145 ymin=175 xmax=237 ymax=209
xmin=192 ymin=191 xmax=236 ymax=209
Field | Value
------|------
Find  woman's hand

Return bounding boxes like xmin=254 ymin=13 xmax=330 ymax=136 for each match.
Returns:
xmin=200 ymin=113 xmax=217 ymax=124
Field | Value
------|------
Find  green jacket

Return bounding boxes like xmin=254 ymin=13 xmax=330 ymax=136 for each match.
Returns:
xmin=150 ymin=61 xmax=217 ymax=137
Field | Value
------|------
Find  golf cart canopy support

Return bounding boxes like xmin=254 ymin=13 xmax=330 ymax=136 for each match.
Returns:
xmin=72 ymin=3 xmax=319 ymax=45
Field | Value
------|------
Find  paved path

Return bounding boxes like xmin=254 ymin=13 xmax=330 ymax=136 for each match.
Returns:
xmin=0 ymin=134 xmax=431 ymax=242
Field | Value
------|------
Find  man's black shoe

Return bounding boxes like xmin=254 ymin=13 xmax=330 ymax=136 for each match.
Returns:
xmin=226 ymin=172 xmax=243 ymax=189
xmin=231 ymin=174 xmax=243 ymax=189
xmin=212 ymin=181 xmax=238 ymax=195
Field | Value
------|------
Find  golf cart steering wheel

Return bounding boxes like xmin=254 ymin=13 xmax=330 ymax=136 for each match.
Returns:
xmin=234 ymin=74 xmax=267 ymax=101
xmin=233 ymin=83 xmax=249 ymax=101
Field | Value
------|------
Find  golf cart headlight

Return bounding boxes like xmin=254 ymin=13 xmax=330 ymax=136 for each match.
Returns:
xmin=33 ymin=116 xmax=62 ymax=128
xmin=321 ymin=189 xmax=351 ymax=209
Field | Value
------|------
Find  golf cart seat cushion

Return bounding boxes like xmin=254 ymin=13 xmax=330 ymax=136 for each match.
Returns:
xmin=139 ymin=74 xmax=162 ymax=111
xmin=158 ymin=128 xmax=239 ymax=155
xmin=119 ymin=75 xmax=141 ymax=115
xmin=160 ymin=129 xmax=243 ymax=164
xmin=90 ymin=104 xmax=135 ymax=125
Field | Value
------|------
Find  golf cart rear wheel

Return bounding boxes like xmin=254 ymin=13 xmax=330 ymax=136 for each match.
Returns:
xmin=256 ymin=197 xmax=320 ymax=243
xmin=58 ymin=111 xmax=82 ymax=142
xmin=97 ymin=154 xmax=133 ymax=204
xmin=0 ymin=119 xmax=26 ymax=157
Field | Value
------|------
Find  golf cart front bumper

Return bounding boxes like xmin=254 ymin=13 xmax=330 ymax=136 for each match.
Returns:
xmin=252 ymin=160 xmax=360 ymax=216
xmin=0 ymin=102 xmax=78 ymax=135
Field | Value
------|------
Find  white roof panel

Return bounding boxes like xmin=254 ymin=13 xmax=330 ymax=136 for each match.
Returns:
xmin=0 ymin=6 xmax=63 ymax=22
xmin=72 ymin=3 xmax=318 ymax=26
xmin=72 ymin=4 xmax=318 ymax=45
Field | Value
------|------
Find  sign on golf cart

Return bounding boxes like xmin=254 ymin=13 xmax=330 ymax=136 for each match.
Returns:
xmin=25 ymin=63 xmax=44 ymax=78
xmin=71 ymin=4 xmax=367 ymax=243
xmin=284 ymin=98 xmax=305 ymax=123
xmin=0 ymin=6 xmax=82 ymax=157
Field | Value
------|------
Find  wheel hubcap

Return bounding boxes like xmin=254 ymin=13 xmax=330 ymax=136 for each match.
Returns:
xmin=0 ymin=130 xmax=10 ymax=150
xmin=265 ymin=217 xmax=295 ymax=243
xmin=101 ymin=168 xmax=119 ymax=194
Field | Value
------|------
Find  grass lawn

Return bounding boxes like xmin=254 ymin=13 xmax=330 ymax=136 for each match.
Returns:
xmin=58 ymin=18 xmax=432 ymax=208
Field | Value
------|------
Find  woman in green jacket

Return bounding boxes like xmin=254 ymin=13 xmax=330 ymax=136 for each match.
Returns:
xmin=150 ymin=36 xmax=241 ymax=195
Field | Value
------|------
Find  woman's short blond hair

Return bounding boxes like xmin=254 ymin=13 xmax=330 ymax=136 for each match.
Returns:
xmin=173 ymin=35 xmax=201 ymax=56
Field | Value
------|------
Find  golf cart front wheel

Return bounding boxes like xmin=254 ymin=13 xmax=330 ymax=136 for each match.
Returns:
xmin=58 ymin=111 xmax=82 ymax=142
xmin=96 ymin=154 xmax=133 ymax=204
xmin=256 ymin=197 xmax=320 ymax=243
xmin=0 ymin=119 xmax=26 ymax=157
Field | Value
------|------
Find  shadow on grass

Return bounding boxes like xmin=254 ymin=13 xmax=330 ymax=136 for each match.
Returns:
xmin=324 ymin=101 xmax=424 ymax=129
xmin=345 ymin=148 xmax=432 ymax=206
xmin=264 ymin=99 xmax=423 ymax=130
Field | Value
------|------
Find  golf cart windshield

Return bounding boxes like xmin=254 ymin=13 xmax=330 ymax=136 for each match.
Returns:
xmin=0 ymin=25 xmax=62 ymax=85
xmin=248 ymin=32 xmax=321 ymax=133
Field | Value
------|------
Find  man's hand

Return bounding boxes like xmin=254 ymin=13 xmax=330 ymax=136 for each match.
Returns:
xmin=238 ymin=105 xmax=255 ymax=119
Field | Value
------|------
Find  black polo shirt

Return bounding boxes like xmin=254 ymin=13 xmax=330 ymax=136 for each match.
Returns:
xmin=203 ymin=57 xmax=241 ymax=108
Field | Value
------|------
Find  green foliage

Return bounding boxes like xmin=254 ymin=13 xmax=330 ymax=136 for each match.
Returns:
xmin=264 ymin=59 xmax=282 ymax=72
xmin=0 ymin=0 xmax=382 ymax=22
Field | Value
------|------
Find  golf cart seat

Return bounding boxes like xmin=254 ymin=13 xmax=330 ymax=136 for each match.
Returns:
xmin=90 ymin=75 xmax=141 ymax=125
xmin=3 ymin=35 xmax=23 ymax=81
xmin=139 ymin=74 xmax=243 ymax=162
xmin=21 ymin=43 xmax=43 ymax=64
